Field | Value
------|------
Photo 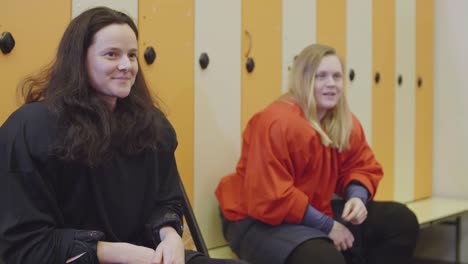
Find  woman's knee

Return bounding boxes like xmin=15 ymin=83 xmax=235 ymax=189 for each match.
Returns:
xmin=385 ymin=202 xmax=418 ymax=232
xmin=368 ymin=201 xmax=419 ymax=242
xmin=285 ymin=239 xmax=345 ymax=264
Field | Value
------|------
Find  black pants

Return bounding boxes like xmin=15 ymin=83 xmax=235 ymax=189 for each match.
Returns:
xmin=285 ymin=201 xmax=419 ymax=264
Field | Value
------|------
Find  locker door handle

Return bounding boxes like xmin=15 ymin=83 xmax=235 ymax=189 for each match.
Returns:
xmin=246 ymin=57 xmax=255 ymax=73
xmin=349 ymin=69 xmax=355 ymax=82
xmin=199 ymin=52 xmax=209 ymax=69
xmin=0 ymin=32 xmax=15 ymax=54
xmin=244 ymin=30 xmax=254 ymax=73
xmin=417 ymin=77 xmax=423 ymax=88
xmin=374 ymin=72 xmax=381 ymax=84
xmin=144 ymin=47 xmax=156 ymax=65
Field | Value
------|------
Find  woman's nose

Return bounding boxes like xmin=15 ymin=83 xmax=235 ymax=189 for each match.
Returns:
xmin=117 ymin=56 xmax=131 ymax=71
xmin=325 ymin=75 xmax=336 ymax=85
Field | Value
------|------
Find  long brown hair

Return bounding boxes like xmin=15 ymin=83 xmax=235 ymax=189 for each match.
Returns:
xmin=20 ymin=7 xmax=166 ymax=166
xmin=287 ymin=44 xmax=352 ymax=151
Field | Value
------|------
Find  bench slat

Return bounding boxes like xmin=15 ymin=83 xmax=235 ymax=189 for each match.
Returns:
xmin=406 ymin=197 xmax=468 ymax=225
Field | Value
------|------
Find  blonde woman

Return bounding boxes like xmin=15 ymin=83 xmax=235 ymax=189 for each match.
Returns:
xmin=216 ymin=44 xmax=418 ymax=264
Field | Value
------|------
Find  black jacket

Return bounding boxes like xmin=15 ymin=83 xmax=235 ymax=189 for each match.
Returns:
xmin=0 ymin=102 xmax=184 ymax=263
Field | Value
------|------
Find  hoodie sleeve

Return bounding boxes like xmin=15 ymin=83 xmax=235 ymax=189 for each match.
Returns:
xmin=145 ymin=115 xmax=184 ymax=247
xmin=336 ymin=115 xmax=383 ymax=200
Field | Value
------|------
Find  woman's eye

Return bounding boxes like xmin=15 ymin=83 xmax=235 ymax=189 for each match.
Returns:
xmin=129 ymin=53 xmax=138 ymax=60
xmin=316 ymin=72 xmax=328 ymax=79
xmin=105 ymin=52 xmax=118 ymax=58
xmin=333 ymin=73 xmax=343 ymax=80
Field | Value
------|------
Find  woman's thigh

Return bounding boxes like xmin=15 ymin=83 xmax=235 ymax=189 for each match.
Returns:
xmin=222 ymin=215 xmax=328 ymax=264
xmin=285 ymin=238 xmax=346 ymax=264
xmin=331 ymin=200 xmax=418 ymax=242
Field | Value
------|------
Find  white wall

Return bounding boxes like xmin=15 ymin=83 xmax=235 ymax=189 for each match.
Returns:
xmin=72 ymin=0 xmax=138 ymax=24
xmin=415 ymin=0 xmax=468 ymax=262
xmin=433 ymin=0 xmax=468 ymax=199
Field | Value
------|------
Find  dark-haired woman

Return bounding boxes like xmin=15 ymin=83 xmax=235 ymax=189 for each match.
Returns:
xmin=0 ymin=7 xmax=245 ymax=264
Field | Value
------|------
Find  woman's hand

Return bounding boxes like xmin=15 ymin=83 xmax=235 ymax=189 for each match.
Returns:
xmin=342 ymin=197 xmax=368 ymax=225
xmin=151 ymin=226 xmax=185 ymax=264
xmin=328 ymin=221 xmax=354 ymax=251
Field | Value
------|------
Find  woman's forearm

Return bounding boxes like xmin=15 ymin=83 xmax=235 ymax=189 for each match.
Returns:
xmin=97 ymin=241 xmax=128 ymax=263
xmin=97 ymin=241 xmax=154 ymax=263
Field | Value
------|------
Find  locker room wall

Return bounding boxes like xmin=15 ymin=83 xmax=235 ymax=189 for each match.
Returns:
xmin=432 ymin=0 xmax=466 ymax=200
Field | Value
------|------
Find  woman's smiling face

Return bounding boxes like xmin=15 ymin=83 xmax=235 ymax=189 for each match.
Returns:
xmin=86 ymin=23 xmax=139 ymax=109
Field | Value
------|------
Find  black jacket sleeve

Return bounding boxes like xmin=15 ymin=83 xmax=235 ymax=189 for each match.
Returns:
xmin=146 ymin=114 xmax=184 ymax=247
xmin=0 ymin=104 xmax=103 ymax=264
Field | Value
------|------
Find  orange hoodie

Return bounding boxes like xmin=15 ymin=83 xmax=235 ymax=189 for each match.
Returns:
xmin=215 ymin=100 xmax=383 ymax=225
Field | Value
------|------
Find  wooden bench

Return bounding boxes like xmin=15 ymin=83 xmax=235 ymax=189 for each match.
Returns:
xmin=406 ymin=197 xmax=468 ymax=263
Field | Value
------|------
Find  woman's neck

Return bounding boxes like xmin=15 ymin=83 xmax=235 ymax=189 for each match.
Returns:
xmin=318 ymin=109 xmax=326 ymax=121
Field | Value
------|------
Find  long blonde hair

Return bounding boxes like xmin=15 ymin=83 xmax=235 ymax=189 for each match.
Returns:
xmin=287 ymin=44 xmax=353 ymax=151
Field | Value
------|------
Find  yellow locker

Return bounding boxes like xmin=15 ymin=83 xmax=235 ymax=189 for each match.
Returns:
xmin=316 ymin=0 xmax=346 ymax=60
xmin=414 ymin=0 xmax=434 ymax=200
xmin=241 ymin=0 xmax=282 ymax=129
xmin=0 ymin=0 xmax=70 ymax=124
xmin=372 ymin=0 xmax=396 ymax=201
xmin=138 ymin=0 xmax=195 ymax=201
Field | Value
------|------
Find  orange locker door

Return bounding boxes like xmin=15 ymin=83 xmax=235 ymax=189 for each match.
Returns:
xmin=372 ymin=0 xmax=396 ymax=201
xmin=0 ymin=0 xmax=70 ymax=124
xmin=414 ymin=0 xmax=434 ymax=200
xmin=139 ymin=0 xmax=195 ymax=200
xmin=316 ymin=0 xmax=346 ymax=60
xmin=241 ymin=0 xmax=282 ymax=129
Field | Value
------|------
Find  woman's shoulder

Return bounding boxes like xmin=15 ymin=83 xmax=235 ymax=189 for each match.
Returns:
xmin=246 ymin=100 xmax=318 ymax=143
xmin=2 ymin=102 xmax=51 ymax=131
xmin=252 ymin=100 xmax=306 ymax=127
xmin=350 ymin=114 xmax=365 ymax=134
xmin=1 ymin=102 xmax=54 ymax=157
